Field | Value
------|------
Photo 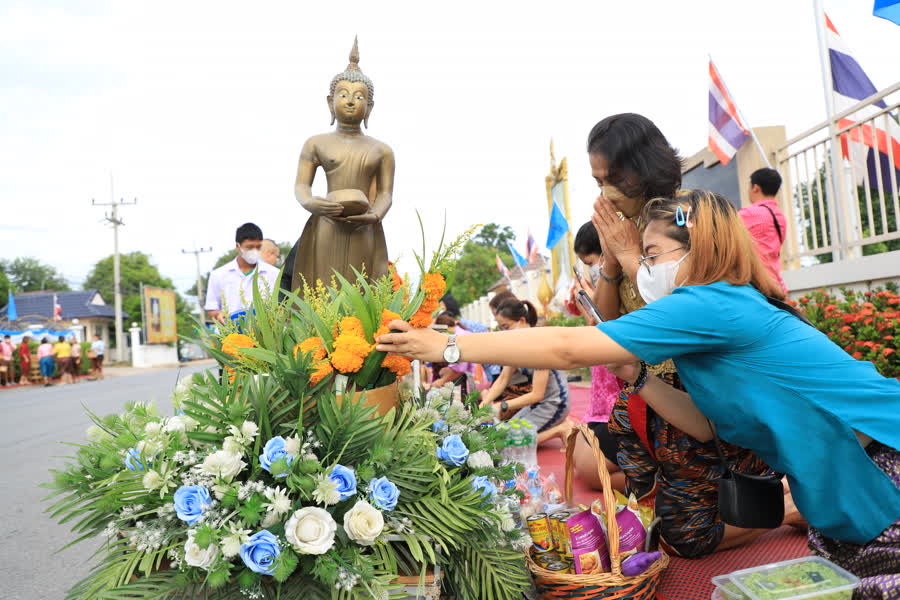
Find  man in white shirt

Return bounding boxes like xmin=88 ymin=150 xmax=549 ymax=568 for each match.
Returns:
xmin=205 ymin=223 xmax=279 ymax=325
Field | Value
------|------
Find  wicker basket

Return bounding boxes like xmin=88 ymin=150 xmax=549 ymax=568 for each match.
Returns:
xmin=525 ymin=424 xmax=668 ymax=600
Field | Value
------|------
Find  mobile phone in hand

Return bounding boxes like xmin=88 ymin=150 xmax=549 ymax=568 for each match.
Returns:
xmin=577 ymin=289 xmax=603 ymax=323
xmin=572 ymin=265 xmax=587 ymax=288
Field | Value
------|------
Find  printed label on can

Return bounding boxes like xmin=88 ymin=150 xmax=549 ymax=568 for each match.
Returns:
xmin=527 ymin=513 xmax=554 ymax=553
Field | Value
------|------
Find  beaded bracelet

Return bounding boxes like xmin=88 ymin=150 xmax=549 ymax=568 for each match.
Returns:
xmin=622 ymin=361 xmax=649 ymax=395
xmin=597 ymin=266 xmax=624 ymax=284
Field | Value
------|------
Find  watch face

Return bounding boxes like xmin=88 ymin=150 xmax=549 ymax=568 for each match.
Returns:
xmin=444 ymin=345 xmax=461 ymax=364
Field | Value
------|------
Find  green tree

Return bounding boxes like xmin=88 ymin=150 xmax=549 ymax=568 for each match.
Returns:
xmin=447 ymin=224 xmax=515 ymax=306
xmin=186 ymin=242 xmax=293 ymax=297
xmin=84 ymin=252 xmax=194 ymax=339
xmin=0 ymin=271 xmax=9 ymax=305
xmin=0 ymin=257 xmax=70 ymax=292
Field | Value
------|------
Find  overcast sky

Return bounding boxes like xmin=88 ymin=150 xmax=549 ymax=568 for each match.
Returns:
xmin=2 ymin=0 xmax=898 ymax=300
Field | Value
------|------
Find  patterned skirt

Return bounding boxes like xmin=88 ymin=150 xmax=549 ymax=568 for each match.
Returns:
xmin=808 ymin=441 xmax=900 ymax=599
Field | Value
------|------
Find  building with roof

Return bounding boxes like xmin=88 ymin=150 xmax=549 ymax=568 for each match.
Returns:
xmin=0 ymin=290 xmax=125 ymax=357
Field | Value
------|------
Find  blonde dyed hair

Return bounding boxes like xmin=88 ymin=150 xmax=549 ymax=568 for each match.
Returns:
xmin=641 ymin=189 xmax=785 ymax=299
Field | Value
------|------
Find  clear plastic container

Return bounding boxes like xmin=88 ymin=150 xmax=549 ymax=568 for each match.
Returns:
xmin=712 ymin=556 xmax=860 ymax=600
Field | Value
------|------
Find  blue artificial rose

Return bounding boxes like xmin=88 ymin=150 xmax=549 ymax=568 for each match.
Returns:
xmin=471 ymin=475 xmax=498 ymax=499
xmin=431 ymin=419 xmax=448 ymax=433
xmin=368 ymin=476 xmax=400 ymax=511
xmin=329 ymin=464 xmax=357 ymax=501
xmin=259 ymin=436 xmax=294 ymax=478
xmin=436 ymin=434 xmax=469 ymax=466
xmin=124 ymin=448 xmax=145 ymax=471
xmin=240 ymin=530 xmax=280 ymax=575
xmin=174 ymin=485 xmax=211 ymax=525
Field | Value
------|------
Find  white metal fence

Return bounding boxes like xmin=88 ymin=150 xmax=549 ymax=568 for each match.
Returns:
xmin=775 ymin=82 xmax=900 ymax=267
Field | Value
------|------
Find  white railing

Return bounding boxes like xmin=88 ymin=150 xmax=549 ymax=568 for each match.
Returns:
xmin=776 ymin=82 xmax=900 ymax=267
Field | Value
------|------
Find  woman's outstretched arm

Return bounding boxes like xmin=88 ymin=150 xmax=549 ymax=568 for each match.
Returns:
xmin=376 ymin=321 xmax=637 ymax=371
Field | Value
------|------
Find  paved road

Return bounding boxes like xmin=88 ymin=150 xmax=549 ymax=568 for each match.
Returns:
xmin=0 ymin=363 xmax=213 ymax=600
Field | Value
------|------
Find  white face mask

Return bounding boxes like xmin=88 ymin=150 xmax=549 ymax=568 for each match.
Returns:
xmin=241 ymin=248 xmax=261 ymax=265
xmin=588 ymin=263 xmax=603 ymax=284
xmin=636 ymin=252 xmax=690 ymax=304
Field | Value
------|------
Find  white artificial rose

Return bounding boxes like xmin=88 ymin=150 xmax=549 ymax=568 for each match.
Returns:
xmin=284 ymin=507 xmax=337 ymax=555
xmin=240 ymin=421 xmax=259 ymax=440
xmin=467 ymin=450 xmax=494 ymax=470
xmin=184 ymin=531 xmax=219 ymax=570
xmin=222 ymin=437 xmax=244 ymax=454
xmin=164 ymin=415 xmax=198 ymax=433
xmin=283 ymin=435 xmax=301 ymax=457
xmin=220 ymin=535 xmax=242 ymax=558
xmin=144 ymin=421 xmax=162 ymax=436
xmin=201 ymin=450 xmax=246 ymax=480
xmin=343 ymin=500 xmax=385 ymax=546
xmin=142 ymin=470 xmax=164 ymax=490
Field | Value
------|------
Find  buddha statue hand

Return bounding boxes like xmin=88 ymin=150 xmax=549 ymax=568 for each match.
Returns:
xmin=338 ymin=212 xmax=379 ymax=225
xmin=305 ymin=196 xmax=344 ymax=218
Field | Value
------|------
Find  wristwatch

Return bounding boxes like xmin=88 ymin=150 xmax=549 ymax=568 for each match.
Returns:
xmin=499 ymin=400 xmax=509 ymax=413
xmin=443 ymin=334 xmax=460 ymax=364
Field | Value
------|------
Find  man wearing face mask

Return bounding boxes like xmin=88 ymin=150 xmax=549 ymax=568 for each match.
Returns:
xmin=205 ymin=223 xmax=279 ymax=325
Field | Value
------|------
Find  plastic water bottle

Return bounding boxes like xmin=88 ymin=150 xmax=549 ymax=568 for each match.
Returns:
xmin=521 ymin=421 xmax=537 ymax=468
xmin=509 ymin=423 xmax=524 ymax=467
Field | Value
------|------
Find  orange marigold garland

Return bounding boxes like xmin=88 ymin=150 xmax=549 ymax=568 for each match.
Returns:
xmin=294 ymin=336 xmax=327 ymax=362
xmin=422 ymin=272 xmax=446 ymax=302
xmin=310 ymin=360 xmax=334 ymax=384
xmin=339 ymin=316 xmax=365 ymax=338
xmin=221 ymin=333 xmax=255 ymax=357
xmin=331 ymin=332 xmax=373 ymax=374
xmin=382 ymin=353 xmax=412 ymax=377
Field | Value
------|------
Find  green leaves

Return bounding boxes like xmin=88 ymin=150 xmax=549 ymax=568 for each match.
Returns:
xmin=272 ymin=548 xmax=300 ymax=583
xmin=238 ymin=494 xmax=265 ymax=526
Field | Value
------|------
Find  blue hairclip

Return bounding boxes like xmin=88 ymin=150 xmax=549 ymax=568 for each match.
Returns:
xmin=675 ymin=205 xmax=686 ymax=226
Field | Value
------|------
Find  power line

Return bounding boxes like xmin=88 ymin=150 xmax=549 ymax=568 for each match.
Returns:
xmin=92 ymin=175 xmax=137 ymax=363
xmin=181 ymin=247 xmax=212 ymax=317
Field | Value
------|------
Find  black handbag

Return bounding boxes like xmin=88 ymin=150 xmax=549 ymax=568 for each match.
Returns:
xmin=710 ymin=420 xmax=785 ymax=529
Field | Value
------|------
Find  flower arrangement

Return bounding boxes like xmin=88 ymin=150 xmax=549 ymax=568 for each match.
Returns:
xmin=793 ymin=283 xmax=899 ymax=377
xmin=44 ymin=225 xmax=531 ymax=600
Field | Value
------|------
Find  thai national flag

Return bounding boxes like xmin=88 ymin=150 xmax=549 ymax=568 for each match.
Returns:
xmin=495 ymin=254 xmax=510 ymax=279
xmin=826 ymin=13 xmax=900 ymax=191
xmin=708 ymin=59 xmax=750 ymax=166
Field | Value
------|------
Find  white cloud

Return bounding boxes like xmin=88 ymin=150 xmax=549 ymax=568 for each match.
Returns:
xmin=1 ymin=0 xmax=897 ymax=295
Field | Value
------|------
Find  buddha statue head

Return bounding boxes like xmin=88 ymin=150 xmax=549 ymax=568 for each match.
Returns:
xmin=328 ymin=36 xmax=375 ymax=128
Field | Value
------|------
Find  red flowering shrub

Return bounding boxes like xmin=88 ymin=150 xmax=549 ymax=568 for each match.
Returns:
xmin=793 ymin=283 xmax=900 ymax=377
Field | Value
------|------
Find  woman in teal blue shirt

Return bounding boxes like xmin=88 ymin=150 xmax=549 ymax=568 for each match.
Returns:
xmin=378 ymin=190 xmax=900 ymax=597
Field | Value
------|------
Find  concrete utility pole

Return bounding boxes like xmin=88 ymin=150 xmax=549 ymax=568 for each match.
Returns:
xmin=93 ymin=177 xmax=137 ymax=363
xmin=182 ymin=246 xmax=212 ymax=319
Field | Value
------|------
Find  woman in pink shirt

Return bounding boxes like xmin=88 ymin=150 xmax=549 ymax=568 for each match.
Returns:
xmin=37 ymin=338 xmax=55 ymax=386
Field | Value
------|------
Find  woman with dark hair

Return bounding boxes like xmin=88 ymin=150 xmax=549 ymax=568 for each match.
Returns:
xmin=479 ymin=298 xmax=570 ymax=440
xmin=375 ymin=191 xmax=900 ymax=591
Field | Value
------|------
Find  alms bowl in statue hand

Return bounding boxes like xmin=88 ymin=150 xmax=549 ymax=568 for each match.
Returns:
xmin=326 ymin=190 xmax=370 ymax=217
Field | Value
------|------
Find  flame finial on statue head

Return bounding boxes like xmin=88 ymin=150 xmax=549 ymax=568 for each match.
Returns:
xmin=329 ymin=35 xmax=374 ymax=105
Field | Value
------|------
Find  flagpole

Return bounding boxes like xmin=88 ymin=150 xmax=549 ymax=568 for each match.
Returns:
xmin=710 ymin=54 xmax=772 ymax=169
xmin=813 ymin=0 xmax=849 ymax=261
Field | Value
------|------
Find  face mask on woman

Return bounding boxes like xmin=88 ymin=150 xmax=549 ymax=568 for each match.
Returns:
xmin=636 ymin=252 xmax=690 ymax=303
xmin=241 ymin=249 xmax=261 ymax=265
xmin=589 ymin=263 xmax=603 ymax=284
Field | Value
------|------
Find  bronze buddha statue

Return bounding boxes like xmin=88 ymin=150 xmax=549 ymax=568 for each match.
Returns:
xmin=287 ymin=37 xmax=394 ymax=292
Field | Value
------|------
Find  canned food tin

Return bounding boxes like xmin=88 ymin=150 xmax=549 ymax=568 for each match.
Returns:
xmin=545 ymin=561 xmax=572 ymax=574
xmin=526 ymin=513 xmax=554 ymax=553
xmin=556 ymin=514 xmax=573 ymax=559
xmin=535 ymin=551 xmax=561 ymax=567
xmin=548 ymin=511 xmax=568 ymax=549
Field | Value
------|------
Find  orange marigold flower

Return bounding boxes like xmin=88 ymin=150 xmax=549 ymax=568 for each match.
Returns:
xmin=340 ymin=317 xmax=365 ymax=338
xmin=333 ymin=333 xmax=373 ymax=358
xmin=382 ymin=354 xmax=412 ymax=377
xmin=374 ymin=325 xmax=390 ymax=340
xmin=310 ymin=360 xmax=334 ymax=384
xmin=422 ymin=272 xmax=446 ymax=301
xmin=389 ymin=261 xmax=403 ymax=292
xmin=409 ymin=310 xmax=434 ymax=329
xmin=331 ymin=348 xmax=364 ymax=373
xmin=295 ymin=336 xmax=327 ymax=361
xmin=222 ymin=333 xmax=254 ymax=357
xmin=382 ymin=309 xmax=401 ymax=326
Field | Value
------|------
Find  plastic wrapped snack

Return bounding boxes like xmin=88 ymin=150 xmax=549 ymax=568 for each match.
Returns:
xmin=712 ymin=556 xmax=860 ymax=600
xmin=565 ymin=509 xmax=611 ymax=574
xmin=592 ymin=492 xmax=653 ymax=558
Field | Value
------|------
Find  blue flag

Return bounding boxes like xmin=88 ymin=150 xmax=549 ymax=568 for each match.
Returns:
xmin=506 ymin=241 xmax=527 ymax=267
xmin=875 ymin=0 xmax=900 ymax=25
xmin=7 ymin=291 xmax=17 ymax=321
xmin=546 ymin=201 xmax=570 ymax=250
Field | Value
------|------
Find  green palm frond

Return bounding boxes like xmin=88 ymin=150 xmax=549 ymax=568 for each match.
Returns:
xmin=444 ymin=543 xmax=531 ymax=600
